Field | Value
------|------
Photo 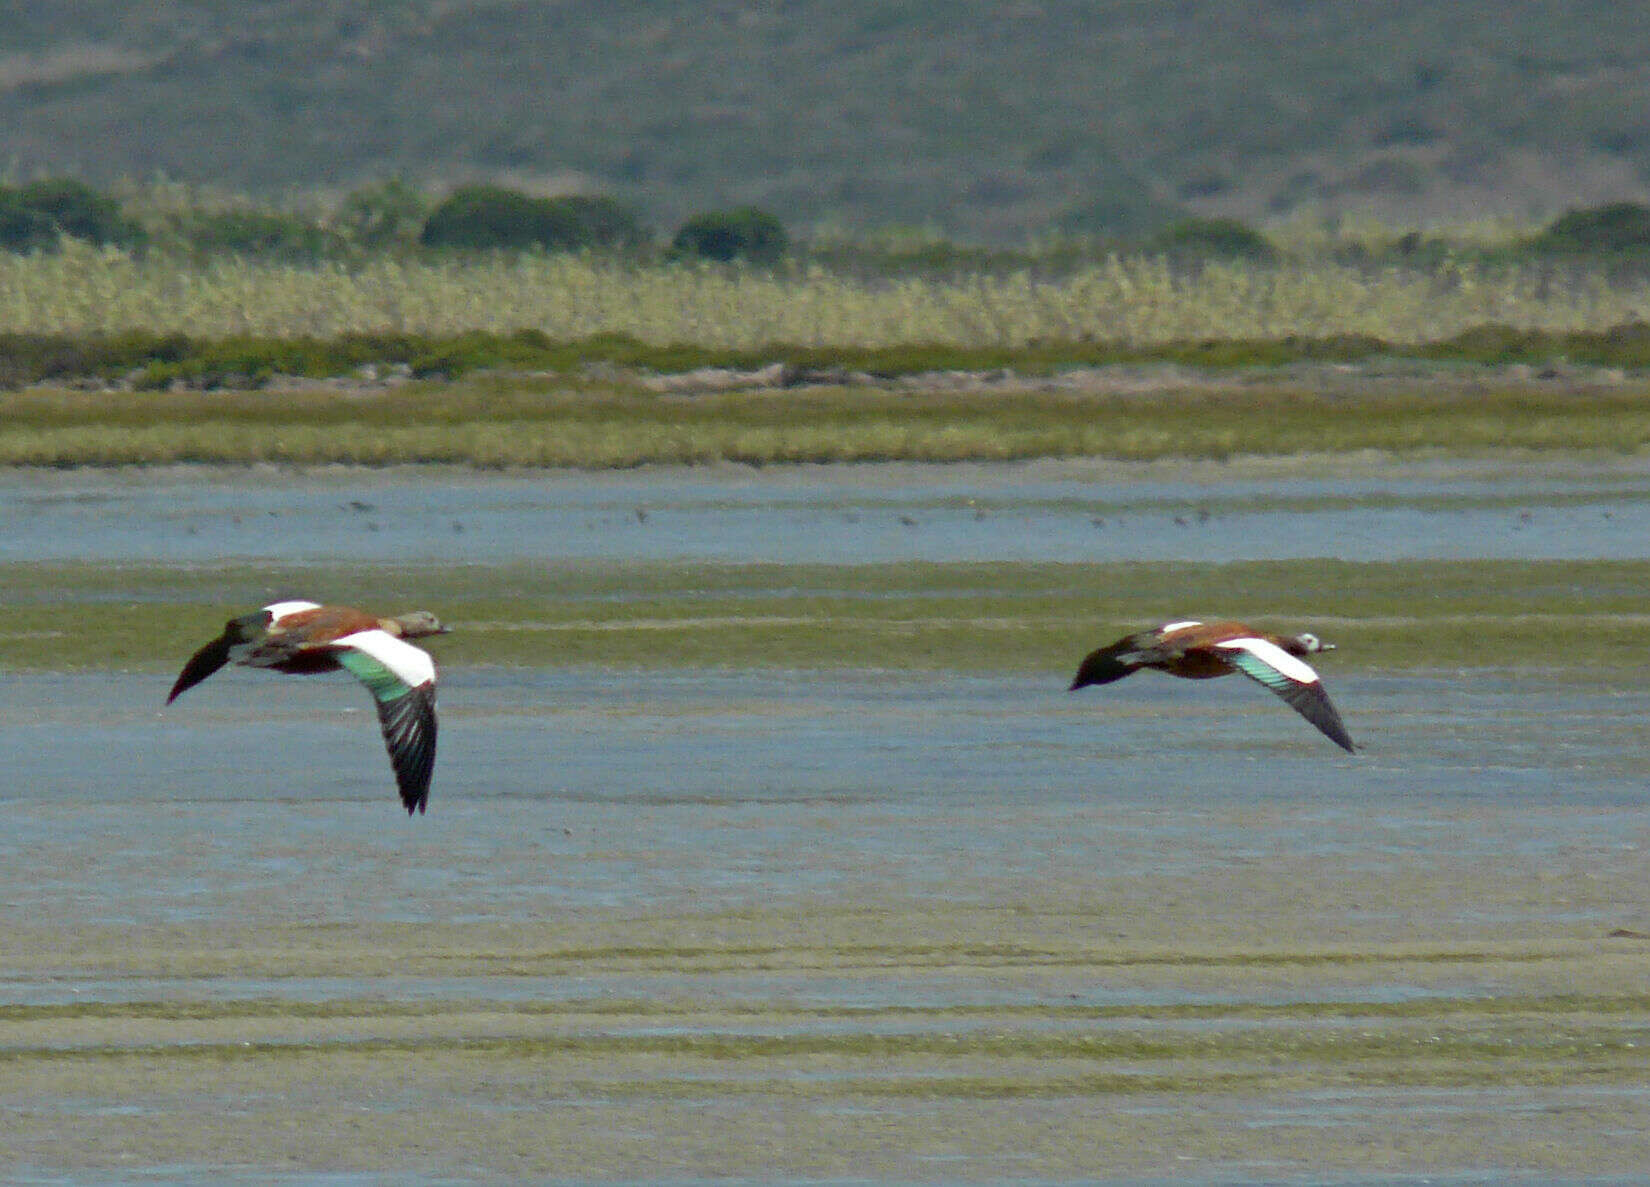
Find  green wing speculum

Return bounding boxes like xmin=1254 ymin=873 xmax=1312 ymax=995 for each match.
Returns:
xmin=333 ymin=646 xmax=412 ymax=703
xmin=1219 ymin=640 xmax=1356 ymax=754
xmin=332 ymin=635 xmax=439 ymax=814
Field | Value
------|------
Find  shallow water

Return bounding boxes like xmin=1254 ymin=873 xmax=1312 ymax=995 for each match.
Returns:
xmin=7 ymin=456 xmax=1650 ymax=564
xmin=3 ymin=667 xmax=1648 ymax=963
xmin=8 ymin=661 xmax=1650 ymax=1182
xmin=6 ymin=458 xmax=1650 ymax=1183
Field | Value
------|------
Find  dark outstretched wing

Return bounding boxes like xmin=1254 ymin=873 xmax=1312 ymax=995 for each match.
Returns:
xmin=1070 ymin=640 xmax=1137 ymax=690
xmin=331 ymin=631 xmax=440 ymax=815
xmin=1214 ymin=637 xmax=1356 ymax=754
xmin=1070 ymin=630 xmax=1164 ymax=690
xmin=166 ymin=610 xmax=274 ymax=704
xmin=374 ymin=682 xmax=438 ymax=815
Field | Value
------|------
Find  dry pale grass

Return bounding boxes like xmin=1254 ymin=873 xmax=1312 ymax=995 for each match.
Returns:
xmin=5 ymin=241 xmax=1650 ymax=345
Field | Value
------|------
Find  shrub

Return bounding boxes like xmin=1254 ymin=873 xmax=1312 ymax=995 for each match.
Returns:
xmin=334 ymin=177 xmax=431 ymax=250
xmin=1532 ymin=202 xmax=1650 ymax=255
xmin=670 ymin=207 xmax=788 ymax=264
xmin=18 ymin=179 xmax=138 ymax=246
xmin=0 ymin=194 xmax=58 ymax=252
xmin=0 ymin=179 xmax=139 ymax=252
xmin=419 ymin=186 xmax=646 ymax=251
xmin=1149 ymin=217 xmax=1277 ymax=261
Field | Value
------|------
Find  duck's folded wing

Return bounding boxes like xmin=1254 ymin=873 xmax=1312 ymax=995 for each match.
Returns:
xmin=1214 ymin=636 xmax=1356 ymax=754
xmin=328 ymin=630 xmax=439 ymax=815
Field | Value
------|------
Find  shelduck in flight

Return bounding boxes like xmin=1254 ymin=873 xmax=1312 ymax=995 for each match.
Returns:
xmin=166 ymin=601 xmax=451 ymax=814
xmin=1069 ymin=619 xmax=1356 ymax=753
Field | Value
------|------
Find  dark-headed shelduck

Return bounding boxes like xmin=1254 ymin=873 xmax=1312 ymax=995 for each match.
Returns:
xmin=1069 ymin=619 xmax=1356 ymax=753
xmin=166 ymin=601 xmax=451 ymax=814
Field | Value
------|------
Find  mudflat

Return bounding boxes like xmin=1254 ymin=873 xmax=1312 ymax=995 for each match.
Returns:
xmin=5 ymin=456 xmax=1650 ymax=1183
xmin=5 ymin=665 xmax=1650 ymax=1182
xmin=6 ymin=892 xmax=1650 ymax=1180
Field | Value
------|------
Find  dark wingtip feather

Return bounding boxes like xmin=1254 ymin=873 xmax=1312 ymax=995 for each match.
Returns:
xmin=1277 ymin=680 xmax=1357 ymax=755
xmin=374 ymin=682 xmax=438 ymax=815
xmin=1294 ymin=683 xmax=1357 ymax=755
xmin=165 ymin=633 xmax=235 ymax=705
xmin=1069 ymin=640 xmax=1138 ymax=691
xmin=167 ymin=609 xmax=277 ymax=705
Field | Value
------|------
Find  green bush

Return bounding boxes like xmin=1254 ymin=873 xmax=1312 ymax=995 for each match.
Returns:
xmin=18 ymin=179 xmax=138 ymax=245
xmin=670 ymin=207 xmax=788 ymax=263
xmin=1531 ymin=202 xmax=1650 ymax=255
xmin=1149 ymin=217 xmax=1278 ymax=261
xmin=334 ymin=177 xmax=431 ymax=250
xmin=419 ymin=186 xmax=646 ymax=251
xmin=0 ymin=195 xmax=58 ymax=253
xmin=0 ymin=179 xmax=139 ymax=252
xmin=0 ymin=331 xmax=190 ymax=387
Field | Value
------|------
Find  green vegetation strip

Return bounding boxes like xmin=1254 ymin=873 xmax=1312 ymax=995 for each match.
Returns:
xmin=6 ymin=1016 xmax=1645 ymax=1099
xmin=8 ymin=323 xmax=1650 ymax=390
xmin=7 ymin=557 xmax=1650 ymax=675
xmin=7 ymin=377 xmax=1650 ymax=466
xmin=7 ymin=1027 xmax=1644 ymax=1064
xmin=7 ymin=990 xmax=1648 ymax=1027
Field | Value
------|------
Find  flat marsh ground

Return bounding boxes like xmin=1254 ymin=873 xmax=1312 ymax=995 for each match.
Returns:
xmin=10 ymin=555 xmax=1650 ymax=674
xmin=8 ymin=369 xmax=1650 ymax=466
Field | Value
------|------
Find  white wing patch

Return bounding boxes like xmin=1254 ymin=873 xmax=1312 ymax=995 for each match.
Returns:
xmin=333 ymin=629 xmax=437 ymax=688
xmin=1215 ymin=636 xmax=1320 ymax=684
xmin=1158 ymin=620 xmax=1203 ymax=635
xmin=264 ymin=600 xmax=322 ymax=623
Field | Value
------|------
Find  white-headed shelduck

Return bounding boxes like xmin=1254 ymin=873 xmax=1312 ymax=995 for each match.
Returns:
xmin=166 ymin=601 xmax=451 ymax=814
xmin=1069 ymin=619 xmax=1356 ymax=753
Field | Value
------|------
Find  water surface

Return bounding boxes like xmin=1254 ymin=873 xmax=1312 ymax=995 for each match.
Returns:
xmin=6 ymin=456 xmax=1650 ymax=564
xmin=5 ymin=458 xmax=1650 ymax=1184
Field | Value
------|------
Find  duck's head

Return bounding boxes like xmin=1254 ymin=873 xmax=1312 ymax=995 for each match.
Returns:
xmin=388 ymin=610 xmax=451 ymax=638
xmin=1291 ymin=632 xmax=1333 ymax=654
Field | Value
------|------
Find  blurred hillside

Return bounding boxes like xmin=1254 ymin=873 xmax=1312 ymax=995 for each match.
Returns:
xmin=5 ymin=1 xmax=1650 ymax=240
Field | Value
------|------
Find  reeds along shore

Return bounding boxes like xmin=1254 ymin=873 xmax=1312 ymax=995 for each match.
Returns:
xmin=4 ymin=242 xmax=1650 ymax=346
